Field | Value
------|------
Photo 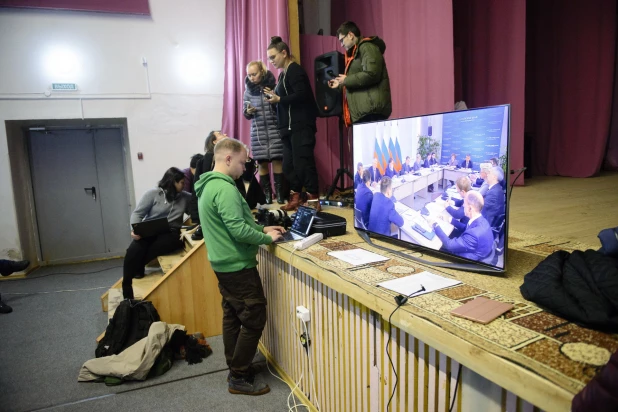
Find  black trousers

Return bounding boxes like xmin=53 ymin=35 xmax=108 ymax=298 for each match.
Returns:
xmin=215 ymin=267 xmax=267 ymax=378
xmin=122 ymin=230 xmax=183 ymax=299
xmin=281 ymin=126 xmax=319 ymax=194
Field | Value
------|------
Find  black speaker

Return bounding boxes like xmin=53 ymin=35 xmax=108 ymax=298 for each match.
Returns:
xmin=314 ymin=51 xmax=344 ymax=117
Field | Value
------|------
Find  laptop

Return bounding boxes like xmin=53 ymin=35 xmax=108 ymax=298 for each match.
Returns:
xmin=131 ymin=217 xmax=170 ymax=238
xmin=275 ymin=206 xmax=317 ymax=243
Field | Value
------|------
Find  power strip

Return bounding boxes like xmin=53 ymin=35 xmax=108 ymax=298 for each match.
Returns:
xmin=294 ymin=233 xmax=323 ymax=250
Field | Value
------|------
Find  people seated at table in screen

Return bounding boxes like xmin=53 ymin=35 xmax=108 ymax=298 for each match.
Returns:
xmin=445 ymin=176 xmax=472 ymax=234
xmin=413 ymin=154 xmax=422 ymax=171
xmin=431 ymin=152 xmax=438 ymax=165
xmin=367 ymin=177 xmax=404 ymax=237
xmin=367 ymin=157 xmax=382 ymax=185
xmin=428 ymin=191 xmax=494 ymax=261
xmin=354 ymin=162 xmax=364 ymax=189
xmin=400 ymin=156 xmax=413 ymax=174
xmin=448 ymin=153 xmax=458 ymax=167
xmin=482 ymin=166 xmax=506 ymax=227
xmin=460 ymin=154 xmax=473 ymax=169
xmin=355 ymin=169 xmax=373 ymax=228
xmin=423 ymin=153 xmax=436 ymax=192
xmin=384 ymin=157 xmax=398 ymax=178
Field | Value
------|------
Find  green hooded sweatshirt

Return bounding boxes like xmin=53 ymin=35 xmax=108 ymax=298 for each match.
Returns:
xmin=194 ymin=171 xmax=272 ymax=273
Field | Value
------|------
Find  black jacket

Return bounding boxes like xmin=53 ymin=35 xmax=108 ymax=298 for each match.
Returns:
xmin=235 ymin=177 xmax=266 ymax=210
xmin=274 ymin=62 xmax=317 ymax=136
xmin=189 ymin=152 xmax=215 ymax=222
xmin=520 ymin=249 xmax=618 ymax=332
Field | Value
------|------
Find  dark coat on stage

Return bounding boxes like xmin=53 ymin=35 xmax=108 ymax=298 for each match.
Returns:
xmin=482 ymin=184 xmax=505 ymax=227
xmin=235 ymin=176 xmax=267 ymax=210
xmin=434 ymin=215 xmax=494 ymax=261
xmin=367 ymin=192 xmax=404 ymax=237
xmin=243 ymin=71 xmax=283 ymax=161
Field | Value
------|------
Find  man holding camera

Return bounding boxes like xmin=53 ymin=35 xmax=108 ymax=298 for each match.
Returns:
xmin=194 ymin=138 xmax=284 ymax=396
xmin=328 ymin=21 xmax=392 ymax=126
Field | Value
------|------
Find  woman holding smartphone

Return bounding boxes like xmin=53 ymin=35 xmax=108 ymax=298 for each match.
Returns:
xmin=243 ymin=60 xmax=284 ymax=204
xmin=264 ymin=36 xmax=320 ymax=211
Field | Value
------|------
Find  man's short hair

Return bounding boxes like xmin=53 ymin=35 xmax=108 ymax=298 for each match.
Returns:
xmin=465 ymin=191 xmax=484 ymax=212
xmin=490 ymin=157 xmax=499 ymax=166
xmin=380 ymin=176 xmax=392 ymax=194
xmin=357 ymin=162 xmax=363 ymax=170
xmin=336 ymin=21 xmax=361 ymax=38
xmin=405 ymin=156 xmax=410 ymax=161
xmin=456 ymin=176 xmax=471 ymax=192
xmin=362 ymin=169 xmax=371 ymax=183
xmin=488 ymin=166 xmax=503 ymax=181
xmin=214 ymin=138 xmax=247 ymax=157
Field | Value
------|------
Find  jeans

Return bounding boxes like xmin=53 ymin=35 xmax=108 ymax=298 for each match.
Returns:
xmin=122 ymin=229 xmax=183 ymax=299
xmin=215 ymin=267 xmax=267 ymax=378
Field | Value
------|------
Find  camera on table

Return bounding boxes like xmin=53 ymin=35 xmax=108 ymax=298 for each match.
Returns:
xmin=255 ymin=208 xmax=292 ymax=228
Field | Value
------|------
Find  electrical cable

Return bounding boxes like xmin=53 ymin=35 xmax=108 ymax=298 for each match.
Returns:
xmin=7 ymin=265 xmax=122 ymax=281
xmin=508 ymin=167 xmax=527 ymax=200
xmin=386 ymin=285 xmax=426 ymax=411
xmin=301 ymin=319 xmax=321 ymax=411
xmin=449 ymin=363 xmax=463 ymax=412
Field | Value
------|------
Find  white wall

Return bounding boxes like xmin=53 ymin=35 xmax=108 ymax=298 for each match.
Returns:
xmin=0 ymin=0 xmax=225 ymax=259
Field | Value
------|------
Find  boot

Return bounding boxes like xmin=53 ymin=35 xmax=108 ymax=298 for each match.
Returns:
xmin=273 ymin=173 xmax=285 ymax=204
xmin=305 ymin=193 xmax=322 ymax=212
xmin=259 ymin=174 xmax=273 ymax=204
xmin=280 ymin=191 xmax=301 ymax=211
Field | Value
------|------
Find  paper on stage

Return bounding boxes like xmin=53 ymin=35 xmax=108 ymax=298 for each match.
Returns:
xmin=327 ymin=249 xmax=390 ymax=266
xmin=377 ymin=271 xmax=462 ymax=297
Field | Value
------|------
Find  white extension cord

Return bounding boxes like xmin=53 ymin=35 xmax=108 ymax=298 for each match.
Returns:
xmin=293 ymin=233 xmax=323 ymax=250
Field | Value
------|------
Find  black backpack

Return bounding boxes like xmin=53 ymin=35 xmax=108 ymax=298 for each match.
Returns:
xmin=95 ymin=300 xmax=160 ymax=358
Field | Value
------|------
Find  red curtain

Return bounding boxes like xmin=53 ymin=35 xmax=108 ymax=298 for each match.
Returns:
xmin=0 ymin=0 xmax=150 ymax=14
xmin=453 ymin=0 xmax=526 ymax=184
xmin=222 ymin=0 xmax=289 ymax=147
xmin=606 ymin=34 xmax=618 ymax=171
xmin=526 ymin=0 xmax=616 ymax=177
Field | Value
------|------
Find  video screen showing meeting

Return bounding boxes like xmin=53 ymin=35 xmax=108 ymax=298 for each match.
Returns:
xmin=353 ymin=105 xmax=509 ymax=271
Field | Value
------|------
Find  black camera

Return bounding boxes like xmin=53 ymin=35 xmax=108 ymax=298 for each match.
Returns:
xmin=255 ymin=208 xmax=292 ymax=228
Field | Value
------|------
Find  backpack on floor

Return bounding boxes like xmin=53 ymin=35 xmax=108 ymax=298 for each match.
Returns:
xmin=95 ymin=299 xmax=160 ymax=358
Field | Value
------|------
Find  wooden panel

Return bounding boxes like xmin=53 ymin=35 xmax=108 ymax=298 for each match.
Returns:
xmin=257 ymin=249 xmax=546 ymax=412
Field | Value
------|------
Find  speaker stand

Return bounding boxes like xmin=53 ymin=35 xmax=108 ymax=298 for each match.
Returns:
xmin=325 ymin=116 xmax=354 ymax=201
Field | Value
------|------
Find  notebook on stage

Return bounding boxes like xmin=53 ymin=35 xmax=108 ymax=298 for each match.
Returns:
xmin=275 ymin=206 xmax=317 ymax=243
xmin=131 ymin=217 xmax=170 ymax=238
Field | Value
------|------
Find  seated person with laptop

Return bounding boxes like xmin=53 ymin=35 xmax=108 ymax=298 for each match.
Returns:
xmin=123 ymin=167 xmax=191 ymax=300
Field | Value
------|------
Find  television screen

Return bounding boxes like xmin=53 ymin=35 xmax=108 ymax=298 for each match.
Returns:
xmin=353 ymin=105 xmax=509 ymax=272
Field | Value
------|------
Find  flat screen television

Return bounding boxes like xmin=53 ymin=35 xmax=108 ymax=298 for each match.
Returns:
xmin=353 ymin=105 xmax=509 ymax=273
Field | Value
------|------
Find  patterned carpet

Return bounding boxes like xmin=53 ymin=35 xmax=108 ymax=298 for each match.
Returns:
xmin=276 ymin=226 xmax=617 ymax=395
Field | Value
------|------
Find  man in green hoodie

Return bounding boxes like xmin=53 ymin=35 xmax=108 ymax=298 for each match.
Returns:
xmin=329 ymin=21 xmax=392 ymax=126
xmin=194 ymin=138 xmax=284 ymax=396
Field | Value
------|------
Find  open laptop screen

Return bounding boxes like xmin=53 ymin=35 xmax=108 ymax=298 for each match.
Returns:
xmin=291 ymin=206 xmax=317 ymax=236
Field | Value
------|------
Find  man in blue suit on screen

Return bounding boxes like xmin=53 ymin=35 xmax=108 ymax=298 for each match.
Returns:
xmin=482 ymin=166 xmax=505 ymax=227
xmin=355 ymin=169 xmax=373 ymax=227
xmin=368 ymin=176 xmax=404 ymax=237
xmin=460 ymin=154 xmax=473 ymax=169
xmin=367 ymin=157 xmax=382 ymax=184
xmin=354 ymin=162 xmax=364 ymax=189
xmin=384 ymin=157 xmax=398 ymax=178
xmin=429 ymin=191 xmax=494 ymax=261
xmin=400 ymin=156 xmax=413 ymax=174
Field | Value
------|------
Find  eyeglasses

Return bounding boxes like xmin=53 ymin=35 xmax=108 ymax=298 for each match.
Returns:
xmin=338 ymin=34 xmax=347 ymax=45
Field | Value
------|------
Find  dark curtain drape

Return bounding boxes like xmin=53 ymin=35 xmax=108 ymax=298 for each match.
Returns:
xmin=606 ymin=31 xmax=618 ymax=171
xmin=453 ymin=0 xmax=526 ymax=184
xmin=222 ymin=0 xmax=289 ymax=147
xmin=526 ymin=0 xmax=616 ymax=177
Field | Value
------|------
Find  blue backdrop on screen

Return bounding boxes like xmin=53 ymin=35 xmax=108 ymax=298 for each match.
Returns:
xmin=440 ymin=107 xmax=505 ymax=170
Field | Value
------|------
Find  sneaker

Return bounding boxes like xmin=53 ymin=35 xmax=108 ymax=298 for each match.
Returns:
xmin=0 ymin=300 xmax=12 ymax=314
xmin=228 ymin=374 xmax=270 ymax=396
xmin=1 ymin=260 xmax=30 ymax=277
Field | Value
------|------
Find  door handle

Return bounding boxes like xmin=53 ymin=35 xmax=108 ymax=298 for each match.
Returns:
xmin=84 ymin=186 xmax=97 ymax=201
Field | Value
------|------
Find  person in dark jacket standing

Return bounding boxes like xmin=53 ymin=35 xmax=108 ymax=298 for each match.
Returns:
xmin=329 ymin=21 xmax=392 ymax=126
xmin=264 ymin=36 xmax=320 ymax=212
xmin=243 ymin=60 xmax=284 ymax=204
xmin=235 ymin=156 xmax=267 ymax=209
